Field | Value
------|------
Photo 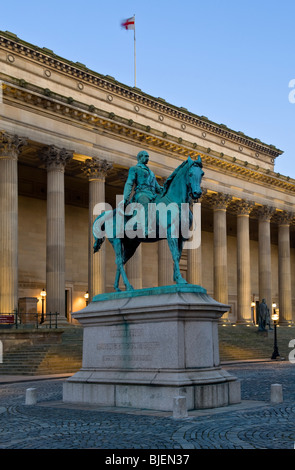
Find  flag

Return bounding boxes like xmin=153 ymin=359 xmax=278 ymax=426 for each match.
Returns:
xmin=121 ymin=16 xmax=135 ymax=30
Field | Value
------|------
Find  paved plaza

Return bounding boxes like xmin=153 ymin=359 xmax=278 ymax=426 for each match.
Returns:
xmin=0 ymin=361 xmax=294 ymax=451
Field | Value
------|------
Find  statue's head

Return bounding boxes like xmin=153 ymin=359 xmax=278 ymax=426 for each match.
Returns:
xmin=137 ymin=150 xmax=149 ymax=163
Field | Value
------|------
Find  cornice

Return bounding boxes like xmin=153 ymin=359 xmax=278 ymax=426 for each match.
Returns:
xmin=0 ymin=30 xmax=283 ymax=159
xmin=2 ymin=80 xmax=294 ymax=196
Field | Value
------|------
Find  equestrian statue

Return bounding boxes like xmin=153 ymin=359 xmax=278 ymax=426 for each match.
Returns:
xmin=93 ymin=150 xmax=204 ymax=292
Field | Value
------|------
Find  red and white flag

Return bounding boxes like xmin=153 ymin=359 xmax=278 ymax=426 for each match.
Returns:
xmin=121 ymin=16 xmax=135 ymax=30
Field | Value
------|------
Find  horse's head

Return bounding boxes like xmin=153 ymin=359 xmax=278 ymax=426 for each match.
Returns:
xmin=187 ymin=155 xmax=204 ymax=201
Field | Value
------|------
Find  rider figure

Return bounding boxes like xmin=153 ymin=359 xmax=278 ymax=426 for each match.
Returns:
xmin=123 ymin=150 xmax=163 ymax=237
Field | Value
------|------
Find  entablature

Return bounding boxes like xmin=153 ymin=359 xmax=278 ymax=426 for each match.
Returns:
xmin=1 ymin=78 xmax=294 ymax=205
xmin=0 ymin=30 xmax=283 ymax=172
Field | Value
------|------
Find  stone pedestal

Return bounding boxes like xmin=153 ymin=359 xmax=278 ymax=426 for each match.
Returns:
xmin=18 ymin=297 xmax=39 ymax=324
xmin=63 ymin=285 xmax=241 ymax=411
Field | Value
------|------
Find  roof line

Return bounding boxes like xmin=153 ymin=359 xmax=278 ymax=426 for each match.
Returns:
xmin=0 ymin=30 xmax=284 ymax=157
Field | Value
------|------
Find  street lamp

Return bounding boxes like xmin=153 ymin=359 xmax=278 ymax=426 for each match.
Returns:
xmin=84 ymin=291 xmax=89 ymax=306
xmin=251 ymin=301 xmax=256 ymax=324
xmin=271 ymin=303 xmax=280 ymax=360
xmin=40 ymin=288 xmax=46 ymax=324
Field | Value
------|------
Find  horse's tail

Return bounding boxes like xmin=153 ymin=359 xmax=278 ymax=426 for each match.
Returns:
xmin=94 ymin=236 xmax=105 ymax=253
xmin=93 ymin=212 xmax=106 ymax=253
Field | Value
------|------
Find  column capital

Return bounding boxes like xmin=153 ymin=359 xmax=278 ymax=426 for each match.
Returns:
xmin=39 ymin=145 xmax=73 ymax=171
xmin=0 ymin=131 xmax=27 ymax=159
xmin=208 ymin=192 xmax=232 ymax=210
xmin=235 ymin=200 xmax=254 ymax=216
xmin=256 ymin=205 xmax=276 ymax=222
xmin=275 ymin=210 xmax=294 ymax=226
xmin=82 ymin=158 xmax=113 ymax=181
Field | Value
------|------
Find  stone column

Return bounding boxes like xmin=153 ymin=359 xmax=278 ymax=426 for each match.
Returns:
xmin=277 ymin=212 xmax=293 ymax=324
xmin=82 ymin=158 xmax=112 ymax=299
xmin=187 ymin=196 xmax=205 ymax=287
xmin=126 ymin=246 xmax=142 ymax=289
xmin=158 ymin=175 xmax=174 ymax=286
xmin=0 ymin=132 xmax=27 ymax=313
xmin=257 ymin=206 xmax=274 ymax=313
xmin=236 ymin=200 xmax=253 ymax=323
xmin=158 ymin=240 xmax=174 ymax=286
xmin=187 ymin=244 xmax=202 ymax=285
xmin=211 ymin=193 xmax=231 ymax=307
xmin=39 ymin=145 xmax=73 ymax=318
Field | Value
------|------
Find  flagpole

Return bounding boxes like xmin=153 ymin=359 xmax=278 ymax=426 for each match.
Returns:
xmin=134 ymin=14 xmax=136 ymax=87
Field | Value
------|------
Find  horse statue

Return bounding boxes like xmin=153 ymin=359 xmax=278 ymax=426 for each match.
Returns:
xmin=93 ymin=155 xmax=204 ymax=292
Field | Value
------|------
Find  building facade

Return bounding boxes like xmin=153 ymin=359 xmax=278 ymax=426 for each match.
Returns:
xmin=0 ymin=30 xmax=294 ymax=324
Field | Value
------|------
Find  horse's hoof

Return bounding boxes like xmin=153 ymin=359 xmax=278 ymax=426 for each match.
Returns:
xmin=114 ymin=287 xmax=121 ymax=292
xmin=126 ymin=286 xmax=134 ymax=291
xmin=176 ymin=278 xmax=188 ymax=285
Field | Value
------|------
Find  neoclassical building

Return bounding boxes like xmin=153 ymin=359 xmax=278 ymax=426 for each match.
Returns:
xmin=0 ymin=30 xmax=294 ymax=324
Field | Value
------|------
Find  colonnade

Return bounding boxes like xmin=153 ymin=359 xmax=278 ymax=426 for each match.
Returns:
xmin=0 ymin=131 xmax=293 ymax=323
xmin=200 ymin=193 xmax=294 ymax=324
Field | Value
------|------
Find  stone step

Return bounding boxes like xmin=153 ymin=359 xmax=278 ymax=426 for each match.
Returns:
xmin=0 ymin=327 xmax=83 ymax=375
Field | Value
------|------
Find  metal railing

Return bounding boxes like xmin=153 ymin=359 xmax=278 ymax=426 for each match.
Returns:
xmin=0 ymin=311 xmax=59 ymax=329
xmin=37 ymin=312 xmax=59 ymax=329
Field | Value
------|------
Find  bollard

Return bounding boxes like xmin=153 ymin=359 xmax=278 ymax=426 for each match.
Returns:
xmin=173 ymin=396 xmax=188 ymax=419
xmin=25 ymin=388 xmax=37 ymax=405
xmin=270 ymin=384 xmax=283 ymax=404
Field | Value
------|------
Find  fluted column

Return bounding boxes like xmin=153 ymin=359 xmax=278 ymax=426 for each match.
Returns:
xmin=157 ymin=177 xmax=174 ymax=286
xmin=0 ymin=132 xmax=27 ymax=313
xmin=82 ymin=158 xmax=112 ymax=299
xmin=187 ymin=197 xmax=204 ymax=286
xmin=126 ymin=246 xmax=142 ymax=289
xmin=39 ymin=145 xmax=73 ymax=318
xmin=211 ymin=193 xmax=231 ymax=307
xmin=277 ymin=212 xmax=293 ymax=324
xmin=158 ymin=240 xmax=174 ymax=286
xmin=236 ymin=201 xmax=253 ymax=323
xmin=257 ymin=206 xmax=274 ymax=312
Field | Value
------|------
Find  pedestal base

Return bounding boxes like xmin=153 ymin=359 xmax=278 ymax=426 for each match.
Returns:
xmin=63 ymin=285 xmax=241 ymax=411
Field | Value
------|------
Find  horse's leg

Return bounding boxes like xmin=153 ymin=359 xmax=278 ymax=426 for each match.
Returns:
xmin=111 ymin=238 xmax=134 ymax=291
xmin=167 ymin=236 xmax=187 ymax=285
xmin=114 ymin=266 xmax=121 ymax=292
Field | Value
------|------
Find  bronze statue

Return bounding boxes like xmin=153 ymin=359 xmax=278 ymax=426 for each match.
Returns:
xmin=258 ymin=299 xmax=271 ymax=331
xmin=93 ymin=151 xmax=204 ymax=292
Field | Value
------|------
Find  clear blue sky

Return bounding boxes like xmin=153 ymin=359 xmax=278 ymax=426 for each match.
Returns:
xmin=1 ymin=0 xmax=295 ymax=177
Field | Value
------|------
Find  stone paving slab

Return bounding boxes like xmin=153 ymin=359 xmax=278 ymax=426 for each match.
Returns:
xmin=0 ymin=361 xmax=294 ymax=450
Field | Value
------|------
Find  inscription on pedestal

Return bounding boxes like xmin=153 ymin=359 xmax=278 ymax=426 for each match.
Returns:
xmin=97 ymin=326 xmax=160 ymax=364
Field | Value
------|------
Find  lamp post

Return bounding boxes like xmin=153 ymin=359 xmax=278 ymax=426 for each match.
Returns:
xmin=271 ymin=303 xmax=280 ymax=360
xmin=251 ymin=300 xmax=256 ymax=324
xmin=40 ymin=288 xmax=46 ymax=324
xmin=84 ymin=291 xmax=89 ymax=307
